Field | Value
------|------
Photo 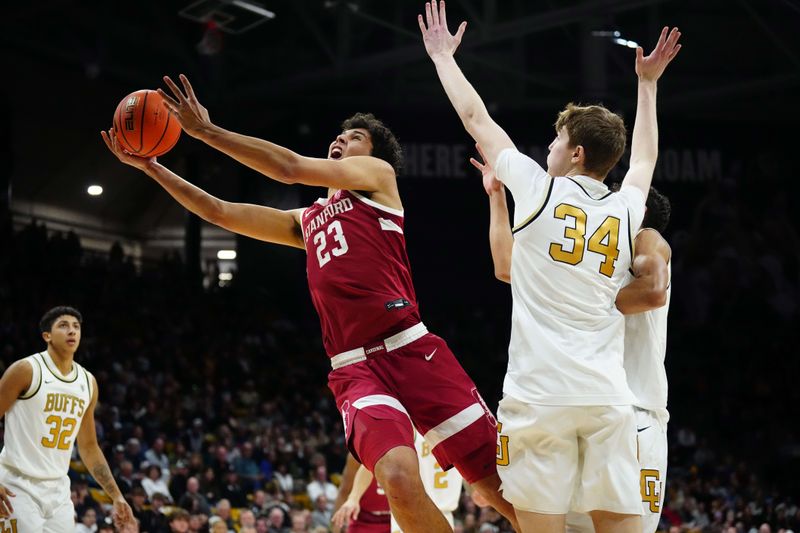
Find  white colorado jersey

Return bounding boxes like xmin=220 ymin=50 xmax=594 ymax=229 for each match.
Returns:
xmin=495 ymin=148 xmax=645 ymax=405
xmin=623 ymin=255 xmax=671 ymax=413
xmin=0 ymin=352 xmax=93 ymax=480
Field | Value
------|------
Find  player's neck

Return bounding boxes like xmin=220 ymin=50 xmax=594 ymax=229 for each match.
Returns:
xmin=46 ymin=346 xmax=75 ymax=375
xmin=565 ymin=167 xmax=604 ymax=182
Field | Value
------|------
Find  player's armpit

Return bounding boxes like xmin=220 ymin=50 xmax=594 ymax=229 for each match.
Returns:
xmin=0 ymin=360 xmax=33 ymax=418
xmin=212 ymin=204 xmax=306 ymax=250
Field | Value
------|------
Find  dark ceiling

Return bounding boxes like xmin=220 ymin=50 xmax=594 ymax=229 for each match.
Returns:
xmin=3 ymin=0 xmax=797 ymax=236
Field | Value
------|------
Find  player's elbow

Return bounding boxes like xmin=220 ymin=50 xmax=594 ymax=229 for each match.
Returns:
xmin=494 ymin=266 xmax=511 ymax=284
xmin=205 ymin=200 xmax=230 ymax=227
xmin=643 ymin=288 xmax=668 ymax=309
xmin=277 ymin=154 xmax=306 ymax=184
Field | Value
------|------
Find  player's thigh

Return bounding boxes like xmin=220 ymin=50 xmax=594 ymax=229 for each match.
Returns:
xmin=383 ymin=335 xmax=498 ymax=479
xmin=497 ymin=397 xmax=579 ymax=514
xmin=635 ymin=409 xmax=668 ymax=532
xmin=565 ymin=511 xmax=595 ymax=533
xmin=0 ymin=489 xmax=46 ymax=532
xmin=575 ymin=405 xmax=641 ymax=515
xmin=43 ymin=499 xmax=76 ymax=533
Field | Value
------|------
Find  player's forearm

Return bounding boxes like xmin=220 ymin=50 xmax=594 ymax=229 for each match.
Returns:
xmin=488 ymin=190 xmax=512 ymax=283
xmin=143 ymin=162 xmax=227 ymax=224
xmin=349 ymin=465 xmax=373 ymax=503
xmin=629 ymin=80 xmax=659 ymax=171
xmin=81 ymin=447 xmax=124 ymax=501
xmin=431 ymin=56 xmax=491 ymax=139
xmin=195 ymin=125 xmax=298 ymax=184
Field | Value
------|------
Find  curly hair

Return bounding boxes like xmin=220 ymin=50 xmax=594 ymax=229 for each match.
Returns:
xmin=611 ymin=182 xmax=671 ymax=233
xmin=341 ymin=113 xmax=403 ymax=175
xmin=554 ymin=103 xmax=627 ymax=177
xmin=40 ymin=305 xmax=82 ymax=333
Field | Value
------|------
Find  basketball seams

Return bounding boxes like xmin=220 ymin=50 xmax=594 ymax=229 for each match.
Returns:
xmin=113 ymin=89 xmax=180 ymax=158
xmin=138 ymin=91 xmax=148 ymax=153
xmin=145 ymin=107 xmax=174 ymax=158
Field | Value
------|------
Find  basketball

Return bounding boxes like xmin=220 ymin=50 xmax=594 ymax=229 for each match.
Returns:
xmin=113 ymin=89 xmax=181 ymax=158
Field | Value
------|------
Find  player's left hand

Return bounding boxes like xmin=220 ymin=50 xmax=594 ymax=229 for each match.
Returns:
xmin=159 ymin=74 xmax=213 ymax=139
xmin=111 ymin=497 xmax=136 ymax=531
xmin=469 ymin=143 xmax=503 ymax=196
xmin=331 ymin=499 xmax=360 ymax=530
xmin=636 ymin=26 xmax=682 ymax=82
xmin=418 ymin=0 xmax=467 ymax=60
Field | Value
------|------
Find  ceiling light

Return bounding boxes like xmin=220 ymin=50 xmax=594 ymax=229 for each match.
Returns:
xmin=87 ymin=185 xmax=103 ymax=196
xmin=217 ymin=250 xmax=237 ymax=260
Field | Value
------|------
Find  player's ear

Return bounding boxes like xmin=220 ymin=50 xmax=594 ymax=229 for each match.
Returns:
xmin=572 ymin=145 xmax=585 ymax=165
xmin=42 ymin=331 xmax=51 ymax=343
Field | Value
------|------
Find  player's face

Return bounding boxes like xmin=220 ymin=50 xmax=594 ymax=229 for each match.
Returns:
xmin=546 ymin=127 xmax=578 ymax=177
xmin=42 ymin=314 xmax=81 ymax=354
xmin=328 ymin=128 xmax=373 ymax=160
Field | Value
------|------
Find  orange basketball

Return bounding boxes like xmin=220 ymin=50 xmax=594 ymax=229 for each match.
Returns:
xmin=113 ymin=89 xmax=181 ymax=158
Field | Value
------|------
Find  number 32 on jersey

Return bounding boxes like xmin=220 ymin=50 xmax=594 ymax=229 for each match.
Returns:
xmin=548 ymin=203 xmax=621 ymax=277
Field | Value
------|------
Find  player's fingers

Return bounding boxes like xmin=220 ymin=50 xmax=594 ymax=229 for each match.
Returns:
xmin=0 ymin=494 xmax=13 ymax=514
xmin=156 ymin=89 xmax=180 ymax=113
xmin=425 ymin=2 xmax=434 ymax=28
xmin=162 ymin=76 xmax=188 ymax=105
xmin=179 ymin=74 xmax=199 ymax=103
xmin=668 ymin=43 xmax=682 ymax=61
xmin=469 ymin=157 xmax=484 ymax=171
xmin=454 ymin=21 xmax=467 ymax=44
xmin=440 ymin=0 xmax=448 ymax=31
xmin=431 ymin=0 xmax=440 ymax=27
xmin=636 ymin=46 xmax=644 ymax=63
xmin=418 ymin=14 xmax=427 ymax=34
xmin=353 ymin=507 xmax=360 ymax=521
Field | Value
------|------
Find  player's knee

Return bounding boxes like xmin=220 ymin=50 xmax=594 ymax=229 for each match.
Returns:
xmin=374 ymin=451 xmax=422 ymax=503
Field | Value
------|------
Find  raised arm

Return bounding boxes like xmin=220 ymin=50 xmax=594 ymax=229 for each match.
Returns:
xmin=419 ymin=0 xmax=514 ymax=168
xmin=621 ymin=27 xmax=682 ymax=197
xmin=157 ymin=75 xmax=396 ymax=194
xmin=470 ymin=145 xmax=512 ymax=283
xmin=102 ymin=128 xmax=305 ymax=250
xmin=76 ymin=377 xmax=135 ymax=530
xmin=616 ymin=229 xmax=671 ymax=314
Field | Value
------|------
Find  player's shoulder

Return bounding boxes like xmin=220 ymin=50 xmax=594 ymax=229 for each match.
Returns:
xmin=635 ymin=228 xmax=671 ymax=262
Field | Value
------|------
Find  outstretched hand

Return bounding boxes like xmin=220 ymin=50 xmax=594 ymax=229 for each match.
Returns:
xmin=101 ymin=127 xmax=156 ymax=171
xmin=112 ymin=497 xmax=136 ymax=531
xmin=0 ymin=484 xmax=15 ymax=517
xmin=158 ymin=74 xmax=212 ymax=139
xmin=469 ymin=144 xmax=503 ymax=196
xmin=418 ymin=0 xmax=467 ymax=60
xmin=331 ymin=500 xmax=360 ymax=531
xmin=636 ymin=26 xmax=682 ymax=82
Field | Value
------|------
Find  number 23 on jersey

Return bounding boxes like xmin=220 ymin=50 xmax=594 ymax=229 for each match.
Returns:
xmin=313 ymin=220 xmax=349 ymax=268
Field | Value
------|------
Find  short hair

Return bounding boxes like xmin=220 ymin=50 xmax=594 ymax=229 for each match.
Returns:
xmin=169 ymin=509 xmax=190 ymax=522
xmin=555 ymin=103 xmax=627 ymax=177
xmin=341 ymin=113 xmax=403 ymax=175
xmin=610 ymin=183 xmax=671 ymax=233
xmin=40 ymin=306 xmax=82 ymax=333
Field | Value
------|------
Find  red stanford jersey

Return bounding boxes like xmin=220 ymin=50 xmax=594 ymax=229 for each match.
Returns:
xmin=302 ymin=189 xmax=420 ymax=356
xmin=354 ymin=477 xmax=390 ymax=525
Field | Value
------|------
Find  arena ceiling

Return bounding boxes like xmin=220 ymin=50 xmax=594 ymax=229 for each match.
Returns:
xmin=3 ymin=0 xmax=796 ymax=247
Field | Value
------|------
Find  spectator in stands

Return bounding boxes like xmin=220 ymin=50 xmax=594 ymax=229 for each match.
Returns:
xmin=179 ymin=476 xmax=212 ymax=515
xmin=116 ymin=460 xmax=137 ymax=495
xmin=130 ymin=486 xmax=162 ymax=533
xmin=306 ymin=466 xmax=337 ymax=511
xmin=220 ymin=468 xmax=248 ymax=507
xmin=209 ymin=516 xmax=230 ymax=533
xmin=169 ymin=509 xmax=191 ymax=533
xmin=146 ymin=437 xmax=171 ymax=477
xmin=76 ymin=507 xmax=99 ymax=533
xmin=267 ymin=507 xmax=290 ymax=533
xmin=143 ymin=464 xmax=173 ymax=502
xmin=239 ymin=509 xmax=257 ymax=530
xmin=234 ymin=441 xmax=263 ymax=491
xmin=215 ymin=499 xmax=236 ymax=531
xmin=256 ymin=516 xmax=270 ymax=533
xmin=188 ymin=514 xmax=207 ymax=533
xmin=126 ymin=438 xmax=146 ymax=470
xmin=289 ymin=510 xmax=311 ymax=533
xmin=273 ymin=462 xmax=294 ymax=494
xmin=169 ymin=459 xmax=190 ymax=502
xmin=310 ymin=495 xmax=331 ymax=530
xmin=73 ymin=477 xmax=102 ymax=518
xmin=250 ymin=489 xmax=269 ymax=516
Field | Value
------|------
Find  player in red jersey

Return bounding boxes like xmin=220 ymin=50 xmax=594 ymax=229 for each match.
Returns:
xmin=332 ymin=454 xmax=390 ymax=533
xmin=101 ymin=74 xmax=519 ymax=533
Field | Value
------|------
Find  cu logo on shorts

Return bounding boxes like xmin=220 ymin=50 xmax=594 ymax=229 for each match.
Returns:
xmin=640 ymin=469 xmax=662 ymax=512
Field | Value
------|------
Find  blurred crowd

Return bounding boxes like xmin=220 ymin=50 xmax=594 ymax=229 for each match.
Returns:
xmin=0 ymin=167 xmax=798 ymax=533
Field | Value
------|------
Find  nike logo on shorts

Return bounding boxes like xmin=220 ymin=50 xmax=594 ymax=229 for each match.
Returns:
xmin=637 ymin=426 xmax=651 ymax=433
xmin=424 ymin=348 xmax=437 ymax=361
